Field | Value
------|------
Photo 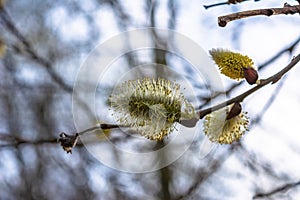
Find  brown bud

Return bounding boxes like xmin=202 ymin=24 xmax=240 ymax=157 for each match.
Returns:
xmin=244 ymin=67 xmax=258 ymax=85
xmin=226 ymin=102 xmax=242 ymax=120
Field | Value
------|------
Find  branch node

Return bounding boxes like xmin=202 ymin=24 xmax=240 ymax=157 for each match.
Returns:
xmin=57 ymin=132 xmax=79 ymax=154
xmin=266 ymin=9 xmax=274 ymax=16
xmin=284 ymin=3 xmax=292 ymax=7
xmin=218 ymin=18 xmax=228 ymax=27
xmin=203 ymin=5 xmax=209 ymax=9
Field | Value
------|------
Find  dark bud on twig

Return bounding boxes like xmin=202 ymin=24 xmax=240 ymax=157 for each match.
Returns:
xmin=226 ymin=102 xmax=242 ymax=120
xmin=57 ymin=132 xmax=79 ymax=154
xmin=244 ymin=67 xmax=258 ymax=85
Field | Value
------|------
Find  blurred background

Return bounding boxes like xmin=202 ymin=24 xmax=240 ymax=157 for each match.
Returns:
xmin=1 ymin=0 xmax=300 ymax=199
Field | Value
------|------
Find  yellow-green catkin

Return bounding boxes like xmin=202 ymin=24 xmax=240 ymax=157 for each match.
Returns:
xmin=209 ymin=48 xmax=254 ymax=80
xmin=203 ymin=104 xmax=249 ymax=144
xmin=109 ymin=77 xmax=197 ymax=141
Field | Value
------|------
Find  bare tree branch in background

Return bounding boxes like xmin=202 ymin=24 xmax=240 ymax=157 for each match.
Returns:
xmin=174 ymin=145 xmax=238 ymax=200
xmin=253 ymin=180 xmax=300 ymax=199
xmin=251 ymin=76 xmax=287 ymax=125
xmin=0 ymin=8 xmax=73 ymax=92
xmin=203 ymin=0 xmax=259 ymax=10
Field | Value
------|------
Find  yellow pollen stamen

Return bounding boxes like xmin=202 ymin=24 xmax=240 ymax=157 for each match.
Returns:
xmin=203 ymin=104 xmax=249 ymax=144
xmin=109 ymin=77 xmax=196 ymax=141
xmin=209 ymin=48 xmax=254 ymax=80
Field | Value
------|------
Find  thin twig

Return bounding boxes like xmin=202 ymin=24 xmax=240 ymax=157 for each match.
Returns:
xmin=258 ymin=36 xmax=300 ymax=71
xmin=253 ymin=180 xmax=300 ymax=199
xmin=77 ymin=124 xmax=122 ymax=135
xmin=204 ymin=2 xmax=230 ymax=10
xmin=198 ymin=53 xmax=300 ymax=118
xmin=0 ymin=137 xmax=57 ymax=148
xmin=218 ymin=3 xmax=300 ymax=27
xmin=204 ymin=0 xmax=252 ymax=10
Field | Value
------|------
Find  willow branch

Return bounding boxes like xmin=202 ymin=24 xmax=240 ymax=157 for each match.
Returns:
xmin=54 ymin=53 xmax=299 ymax=152
xmin=5 ymin=55 xmax=300 ymax=150
xmin=198 ymin=53 xmax=300 ymax=118
xmin=218 ymin=3 xmax=300 ymax=27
